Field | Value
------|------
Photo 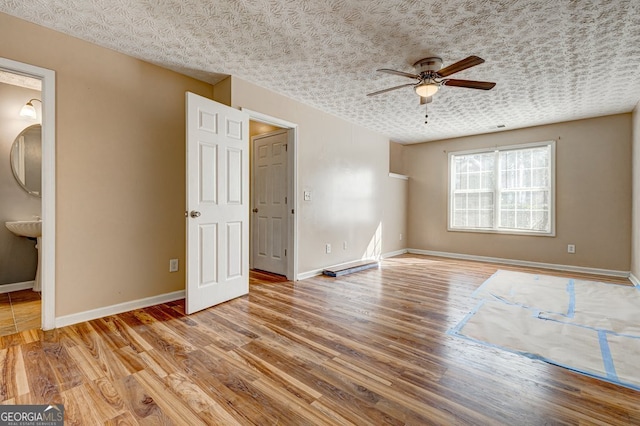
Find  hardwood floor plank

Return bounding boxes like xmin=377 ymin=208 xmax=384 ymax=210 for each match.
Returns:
xmin=162 ymin=372 xmax=228 ymax=417
xmin=148 ymin=305 xmax=252 ymax=352
xmin=66 ymin=345 xmax=106 ymax=382
xmin=105 ymin=411 xmax=140 ymax=426
xmin=132 ymin=369 xmax=205 ymax=425
xmin=232 ymin=345 xmax=324 ymax=402
xmin=0 ymin=346 xmax=29 ymax=401
xmin=196 ymin=408 xmax=245 ymax=426
xmin=21 ymin=341 xmax=60 ymax=404
xmin=42 ymin=338 xmax=84 ymax=391
xmin=113 ymin=374 xmax=175 ymax=425
xmin=61 ymin=383 xmax=106 ymax=425
xmin=171 ymin=350 xmax=266 ymax=424
xmin=109 ymin=346 xmax=148 ymax=379
xmin=86 ymin=376 xmax=127 ymax=420
xmin=128 ymin=310 xmax=197 ymax=354
xmin=93 ymin=316 xmax=154 ymax=353
xmin=0 ymin=254 xmax=637 ymax=424
xmin=309 ymin=400 xmax=359 ymax=426
xmin=250 ymin=377 xmax=335 ymax=426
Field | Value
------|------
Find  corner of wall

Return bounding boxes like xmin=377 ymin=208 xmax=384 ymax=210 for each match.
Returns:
xmin=389 ymin=141 xmax=405 ymax=174
xmin=631 ymin=101 xmax=640 ymax=278
xmin=213 ymin=76 xmax=232 ymax=106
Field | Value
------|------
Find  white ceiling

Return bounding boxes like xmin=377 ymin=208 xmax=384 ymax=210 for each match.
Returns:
xmin=2 ymin=0 xmax=640 ymax=144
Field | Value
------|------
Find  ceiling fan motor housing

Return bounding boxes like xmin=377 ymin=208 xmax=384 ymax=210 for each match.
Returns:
xmin=413 ymin=57 xmax=443 ymax=74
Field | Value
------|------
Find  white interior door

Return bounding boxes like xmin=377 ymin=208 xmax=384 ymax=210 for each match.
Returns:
xmin=186 ymin=92 xmax=249 ymax=314
xmin=251 ymin=131 xmax=288 ymax=275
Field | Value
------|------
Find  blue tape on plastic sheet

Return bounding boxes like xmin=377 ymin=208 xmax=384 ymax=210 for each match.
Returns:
xmin=598 ymin=330 xmax=618 ymax=382
xmin=448 ymin=300 xmax=485 ymax=336
xmin=450 ymin=315 xmax=639 ymax=392
xmin=452 ymin=271 xmax=640 ymax=392
xmin=566 ymin=279 xmax=576 ymax=318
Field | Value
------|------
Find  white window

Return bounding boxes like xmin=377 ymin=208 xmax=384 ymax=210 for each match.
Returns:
xmin=448 ymin=141 xmax=555 ymax=236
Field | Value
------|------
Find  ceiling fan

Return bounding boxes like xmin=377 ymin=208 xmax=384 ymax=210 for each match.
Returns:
xmin=367 ymin=56 xmax=496 ymax=106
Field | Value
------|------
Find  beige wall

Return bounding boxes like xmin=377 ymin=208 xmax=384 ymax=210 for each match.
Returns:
xmin=213 ymin=76 xmax=232 ymax=107
xmin=230 ymin=77 xmax=404 ymax=273
xmin=1 ymin=13 xmax=213 ymax=316
xmin=632 ymin=103 xmax=640 ymax=280
xmin=389 ymin=141 xmax=405 ymax=174
xmin=403 ymin=114 xmax=632 ymax=272
xmin=382 ymin=175 xmax=408 ymax=255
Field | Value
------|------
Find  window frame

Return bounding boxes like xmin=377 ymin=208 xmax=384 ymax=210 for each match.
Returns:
xmin=447 ymin=141 xmax=556 ymax=237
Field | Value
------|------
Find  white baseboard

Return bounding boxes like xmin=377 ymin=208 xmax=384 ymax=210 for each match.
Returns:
xmin=297 ymin=269 xmax=324 ymax=280
xmin=0 ymin=281 xmax=34 ymax=294
xmin=381 ymin=249 xmax=408 ymax=259
xmin=407 ymin=249 xmax=630 ymax=278
xmin=630 ymin=273 xmax=640 ymax=287
xmin=55 ymin=290 xmax=185 ymax=328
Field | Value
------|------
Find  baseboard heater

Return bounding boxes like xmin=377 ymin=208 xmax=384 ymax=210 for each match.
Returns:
xmin=322 ymin=260 xmax=379 ymax=277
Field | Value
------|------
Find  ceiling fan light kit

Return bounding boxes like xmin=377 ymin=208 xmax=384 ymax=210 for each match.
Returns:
xmin=415 ymin=82 xmax=439 ymax=97
xmin=368 ymin=55 xmax=496 ymax=123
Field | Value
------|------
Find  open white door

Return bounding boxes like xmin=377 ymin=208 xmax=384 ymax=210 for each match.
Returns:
xmin=186 ymin=92 xmax=249 ymax=314
xmin=251 ymin=130 xmax=288 ymax=275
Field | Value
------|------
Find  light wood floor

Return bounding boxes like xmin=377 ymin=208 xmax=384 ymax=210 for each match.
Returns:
xmin=1 ymin=255 xmax=638 ymax=424
xmin=0 ymin=289 xmax=40 ymax=337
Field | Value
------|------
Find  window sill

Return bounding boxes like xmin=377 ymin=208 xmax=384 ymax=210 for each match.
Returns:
xmin=447 ymin=227 xmax=556 ymax=237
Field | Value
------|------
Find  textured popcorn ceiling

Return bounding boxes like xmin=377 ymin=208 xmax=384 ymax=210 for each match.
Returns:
xmin=0 ymin=71 xmax=41 ymax=91
xmin=1 ymin=0 xmax=640 ymax=143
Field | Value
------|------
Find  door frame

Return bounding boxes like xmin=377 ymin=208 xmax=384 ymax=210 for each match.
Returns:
xmin=242 ymin=108 xmax=298 ymax=281
xmin=0 ymin=57 xmax=56 ymax=330
xmin=250 ymin=129 xmax=289 ymax=275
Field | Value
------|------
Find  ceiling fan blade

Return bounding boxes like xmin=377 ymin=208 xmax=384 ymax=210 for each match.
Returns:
xmin=442 ymin=79 xmax=496 ymax=90
xmin=437 ymin=56 xmax=485 ymax=77
xmin=367 ymin=83 xmax=416 ymax=97
xmin=419 ymin=96 xmax=433 ymax=105
xmin=377 ymin=68 xmax=420 ymax=79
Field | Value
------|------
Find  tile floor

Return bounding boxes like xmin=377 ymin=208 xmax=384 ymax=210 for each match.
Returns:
xmin=0 ymin=289 xmax=41 ymax=337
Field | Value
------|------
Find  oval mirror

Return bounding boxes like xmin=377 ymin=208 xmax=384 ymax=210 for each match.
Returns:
xmin=10 ymin=124 xmax=42 ymax=197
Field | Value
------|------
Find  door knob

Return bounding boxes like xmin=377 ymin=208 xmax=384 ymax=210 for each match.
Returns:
xmin=190 ymin=210 xmax=201 ymax=218
xmin=252 ymin=208 xmax=258 ymax=213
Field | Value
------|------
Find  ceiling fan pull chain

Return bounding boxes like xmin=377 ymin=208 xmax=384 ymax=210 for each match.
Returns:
xmin=424 ymin=103 xmax=429 ymax=124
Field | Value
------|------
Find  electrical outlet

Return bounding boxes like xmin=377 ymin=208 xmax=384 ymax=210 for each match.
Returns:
xmin=169 ymin=258 xmax=179 ymax=272
xmin=567 ymin=244 xmax=575 ymax=254
xmin=399 ymin=233 xmax=403 ymax=241
xmin=325 ymin=243 xmax=331 ymax=254
xmin=304 ymin=191 xmax=311 ymax=201
xmin=343 ymin=241 xmax=347 ymax=250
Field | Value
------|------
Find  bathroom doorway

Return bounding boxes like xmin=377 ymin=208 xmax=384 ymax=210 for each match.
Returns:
xmin=0 ymin=58 xmax=56 ymax=332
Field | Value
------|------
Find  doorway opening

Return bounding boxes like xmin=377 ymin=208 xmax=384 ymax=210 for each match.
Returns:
xmin=244 ymin=109 xmax=298 ymax=281
xmin=0 ymin=58 xmax=56 ymax=331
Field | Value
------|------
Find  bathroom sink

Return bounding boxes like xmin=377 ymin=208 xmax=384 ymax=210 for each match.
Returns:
xmin=5 ymin=220 xmax=42 ymax=238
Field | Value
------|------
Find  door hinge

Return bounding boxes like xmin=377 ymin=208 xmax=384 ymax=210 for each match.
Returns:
xmin=285 ymin=196 xmax=287 ymax=204
xmin=284 ymin=144 xmax=288 ymax=151
xmin=285 ymin=249 xmax=287 ymax=256
xmin=291 ymin=209 xmax=294 ymax=214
